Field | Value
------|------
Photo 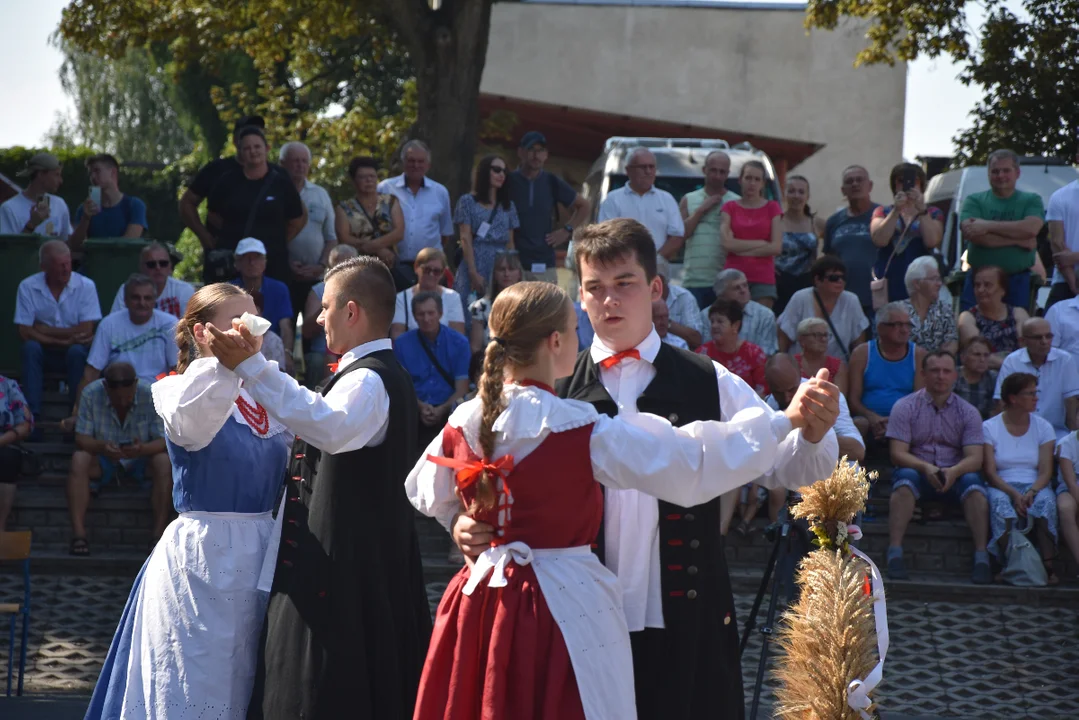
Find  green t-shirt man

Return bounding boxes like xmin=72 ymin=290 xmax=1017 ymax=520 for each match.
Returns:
xmin=960 ymin=189 xmax=1045 ymax=274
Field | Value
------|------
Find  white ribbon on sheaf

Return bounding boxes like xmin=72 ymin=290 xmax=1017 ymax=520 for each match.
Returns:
xmin=462 ymin=541 xmax=534 ymax=595
xmin=846 ymin=523 xmax=889 ymax=720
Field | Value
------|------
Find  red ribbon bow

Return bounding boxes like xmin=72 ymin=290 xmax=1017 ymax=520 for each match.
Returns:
xmin=427 ymin=453 xmax=515 ymax=490
xmin=599 ymin=349 xmax=641 ymax=370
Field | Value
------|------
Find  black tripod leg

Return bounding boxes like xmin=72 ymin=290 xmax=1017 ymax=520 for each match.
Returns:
xmin=749 ymin=526 xmax=793 ymax=720
xmin=739 ymin=527 xmax=783 ymax=656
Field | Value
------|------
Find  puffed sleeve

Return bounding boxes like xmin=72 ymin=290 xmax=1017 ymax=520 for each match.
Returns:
xmin=405 ymin=426 xmax=463 ymax=532
xmin=589 ymin=407 xmax=780 ymax=507
xmin=150 ymin=358 xmax=242 ymax=452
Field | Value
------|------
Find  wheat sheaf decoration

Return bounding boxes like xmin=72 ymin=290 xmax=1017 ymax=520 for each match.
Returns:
xmin=773 ymin=459 xmax=888 ymax=720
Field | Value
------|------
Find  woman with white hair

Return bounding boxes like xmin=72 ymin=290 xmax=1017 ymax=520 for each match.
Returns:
xmin=897 ymin=255 xmax=957 ymax=354
xmin=794 ymin=317 xmax=848 ymax=395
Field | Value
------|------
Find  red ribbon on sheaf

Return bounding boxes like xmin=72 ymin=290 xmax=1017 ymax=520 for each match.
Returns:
xmin=427 ymin=453 xmax=515 ymax=490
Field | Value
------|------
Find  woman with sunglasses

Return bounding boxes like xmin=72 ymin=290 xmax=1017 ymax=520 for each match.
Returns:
xmin=777 ymin=256 xmax=869 ymax=363
xmin=453 ymin=155 xmax=519 ymax=315
xmin=390 ymin=247 xmax=466 ymax=340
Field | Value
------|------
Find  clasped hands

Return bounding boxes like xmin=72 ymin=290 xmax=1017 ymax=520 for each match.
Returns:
xmin=784 ymin=367 xmax=841 ymax=444
xmin=205 ymin=320 xmax=264 ymax=371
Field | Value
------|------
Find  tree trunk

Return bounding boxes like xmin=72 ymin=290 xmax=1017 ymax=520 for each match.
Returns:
xmin=382 ymin=0 xmax=494 ymax=204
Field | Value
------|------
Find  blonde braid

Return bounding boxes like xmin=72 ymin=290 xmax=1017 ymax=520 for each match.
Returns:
xmin=472 ymin=339 xmax=507 ymax=513
xmin=175 ymin=323 xmax=197 ymax=374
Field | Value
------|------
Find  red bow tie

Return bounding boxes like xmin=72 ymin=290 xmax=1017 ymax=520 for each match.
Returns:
xmin=599 ymin=349 xmax=641 ymax=370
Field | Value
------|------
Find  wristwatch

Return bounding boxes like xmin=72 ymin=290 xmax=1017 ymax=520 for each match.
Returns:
xmin=563 ymin=224 xmax=574 ymax=235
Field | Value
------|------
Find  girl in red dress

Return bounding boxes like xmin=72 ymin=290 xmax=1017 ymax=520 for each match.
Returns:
xmin=406 ymin=281 xmax=814 ymax=720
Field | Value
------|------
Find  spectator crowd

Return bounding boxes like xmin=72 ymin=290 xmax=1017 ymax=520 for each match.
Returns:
xmin=2 ymin=119 xmax=1079 ymax=588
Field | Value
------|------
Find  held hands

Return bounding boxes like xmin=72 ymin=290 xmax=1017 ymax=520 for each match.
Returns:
xmin=451 ymin=512 xmax=494 ymax=565
xmin=783 ymin=368 xmax=840 ymax=443
xmin=205 ymin=320 xmax=264 ymax=371
xmin=120 ymin=441 xmax=143 ymax=460
xmin=102 ymin=442 xmax=124 ymax=462
xmin=906 ymin=187 xmax=926 ymax=212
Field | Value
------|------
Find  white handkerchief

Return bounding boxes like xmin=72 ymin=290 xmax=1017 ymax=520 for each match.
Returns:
xmin=240 ymin=312 xmax=272 ymax=337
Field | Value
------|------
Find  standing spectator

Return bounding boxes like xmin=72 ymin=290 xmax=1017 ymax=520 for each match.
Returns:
xmin=180 ymin=125 xmax=305 ymax=284
xmin=698 ymin=298 xmax=768 ymax=397
xmin=469 ymin=250 xmax=523 ymax=352
xmin=453 ymin=155 xmax=519 ymax=310
xmin=957 ymin=265 xmax=1029 ymax=370
xmin=337 ymin=156 xmax=405 ymax=284
xmin=775 ymin=175 xmax=826 ymax=314
xmin=982 ymin=372 xmax=1059 ymax=584
xmin=1046 ymin=159 xmax=1079 ymax=310
xmin=955 ymin=337 xmax=998 ymax=420
xmin=229 ymin=238 xmax=295 ymax=373
xmin=652 ymin=299 xmax=688 ymax=350
xmin=392 ymin=292 xmax=470 ymax=453
xmin=69 ymin=153 xmax=148 ymax=249
xmin=598 ymin=147 xmax=684 ymax=257
xmin=281 ymin=141 xmax=337 ymax=325
xmin=994 ymin=318 xmax=1079 ymax=441
xmin=900 ymin=256 xmax=958 ymax=354
xmin=959 ymin=149 xmax=1045 ymax=311
xmin=884 ymin=350 xmax=990 ymax=582
xmin=679 ymin=151 xmax=740 ymax=308
xmin=1043 ymin=292 xmax=1079 ymax=357
xmin=701 ymin=269 xmax=777 ymax=353
xmin=110 ymin=242 xmax=195 ymax=318
xmin=869 ymin=162 xmax=944 ymax=302
xmin=378 ymin=140 xmax=454 ymax=287
xmin=391 ymin=248 xmax=466 ymax=339
xmin=656 ymin=257 xmax=703 ymax=349
xmin=823 ymin=165 xmax=880 ymax=320
xmin=67 ymin=362 xmax=171 ymax=556
xmin=1055 ymin=429 xmax=1079 ymax=583
xmin=507 ymin=131 xmax=590 ymax=282
xmin=0 ymin=153 xmax=71 ymax=240
xmin=777 ymin=256 xmax=869 ymax=363
xmin=302 ymin=244 xmax=358 ymax=388
xmin=720 ymin=161 xmax=783 ymax=308
xmin=0 ymin=376 xmax=32 ymax=533
xmin=848 ymin=302 xmax=926 ymax=442
xmin=15 ymin=240 xmax=100 ymax=424
xmin=793 ymin=317 xmax=848 ymax=395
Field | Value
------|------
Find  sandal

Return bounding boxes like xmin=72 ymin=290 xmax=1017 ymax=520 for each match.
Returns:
xmin=70 ymin=537 xmax=90 ymax=557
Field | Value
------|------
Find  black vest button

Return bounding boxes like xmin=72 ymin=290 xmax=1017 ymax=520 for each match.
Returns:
xmin=668 ymin=413 xmax=679 ymax=423
xmin=687 ymin=565 xmax=698 ymax=575
xmin=684 ymin=513 xmax=695 ymax=521
xmin=686 ymin=589 xmax=698 ymax=600
xmin=689 ymin=539 xmax=700 ymax=549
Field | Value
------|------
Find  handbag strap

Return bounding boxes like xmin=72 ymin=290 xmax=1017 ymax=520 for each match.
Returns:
xmin=875 ymin=216 xmax=915 ymax=282
xmin=242 ymin=168 xmax=280 ymax=239
xmin=813 ymin=289 xmax=851 ymax=362
xmin=418 ymin=330 xmax=456 ymax=391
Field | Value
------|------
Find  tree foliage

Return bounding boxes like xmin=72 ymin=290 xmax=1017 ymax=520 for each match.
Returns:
xmin=805 ymin=0 xmax=1078 ymax=163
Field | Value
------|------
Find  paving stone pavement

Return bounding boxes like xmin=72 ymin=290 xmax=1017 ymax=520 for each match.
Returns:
xmin=1 ymin=574 xmax=1077 ymax=718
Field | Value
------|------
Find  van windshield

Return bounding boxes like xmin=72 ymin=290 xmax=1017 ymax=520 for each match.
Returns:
xmin=608 ymin=175 xmax=778 ymax=203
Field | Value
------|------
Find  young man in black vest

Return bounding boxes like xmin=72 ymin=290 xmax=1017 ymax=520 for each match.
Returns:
xmin=453 ymin=219 xmax=841 ymax=719
xmin=208 ymin=256 xmax=431 ymax=720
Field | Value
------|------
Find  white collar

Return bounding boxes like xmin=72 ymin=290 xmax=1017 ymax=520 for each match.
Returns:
xmin=590 ymin=328 xmax=662 ymax=366
xmin=1018 ymin=347 xmax=1064 ymax=366
xmin=624 ymin=184 xmax=655 ymax=197
xmin=337 ymin=338 xmax=393 ymax=372
xmin=448 ymin=384 xmax=598 ymax=450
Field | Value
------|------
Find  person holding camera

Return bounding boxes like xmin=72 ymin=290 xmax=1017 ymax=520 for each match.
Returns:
xmin=869 ymin=162 xmax=944 ymax=303
xmin=69 ymin=153 xmax=148 ymax=249
xmin=0 ymin=153 xmax=72 ymax=240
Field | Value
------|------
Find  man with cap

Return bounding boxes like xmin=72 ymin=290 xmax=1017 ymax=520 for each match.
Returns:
xmin=506 ymin=131 xmax=591 ymax=283
xmin=230 ymin=238 xmax=295 ymax=373
xmin=0 ymin=153 xmax=72 ymax=240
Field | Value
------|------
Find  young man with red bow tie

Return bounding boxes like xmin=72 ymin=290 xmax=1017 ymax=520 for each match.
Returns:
xmin=453 ymin=218 xmax=841 ymax=719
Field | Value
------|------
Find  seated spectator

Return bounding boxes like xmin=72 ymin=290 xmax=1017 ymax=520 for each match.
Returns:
xmin=900 ymin=256 xmax=957 ymax=354
xmin=68 ymin=362 xmax=171 ymax=556
xmin=69 ymin=153 xmax=147 ymax=249
xmin=656 ymin=257 xmax=703 ymax=349
xmin=869 ymin=162 xmax=944 ymax=302
xmin=1055 ymin=430 xmax=1079 ymax=582
xmin=111 ymin=242 xmax=195 ymax=318
xmin=15 ymin=240 xmax=100 ymax=427
xmin=958 ymin=265 xmax=1029 ymax=370
xmin=391 ymin=248 xmax=466 ymax=339
xmin=983 ymin=372 xmax=1059 ymax=584
xmin=250 ymin=290 xmax=287 ymax=370
xmin=470 ymin=250 xmax=523 ymax=352
xmin=1044 ymin=292 xmax=1079 ymax=358
xmin=302 ymin=245 xmax=358 ymax=388
xmin=885 ymin=350 xmax=990 ymax=583
xmin=701 ymin=268 xmax=777 ymax=354
xmin=393 ymin=292 xmax=470 ymax=453
xmin=698 ymin=298 xmax=768 ymax=396
xmin=955 ymin=336 xmax=998 ymax=420
xmin=849 ymin=302 xmax=926 ymax=442
xmin=0 ymin=153 xmax=71 ymax=240
xmin=652 ymin=299 xmax=688 ymax=350
xmin=230 ymin=238 xmax=295 ymax=374
xmin=794 ymin=317 xmax=848 ymax=395
xmin=0 ymin=377 xmax=32 ymax=533
xmin=995 ymin=318 xmax=1079 ymax=441
xmin=778 ymin=256 xmax=868 ymax=364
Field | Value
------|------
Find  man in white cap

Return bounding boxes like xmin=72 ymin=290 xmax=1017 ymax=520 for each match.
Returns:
xmin=0 ymin=153 xmax=72 ymax=240
xmin=230 ymin=237 xmax=295 ymax=373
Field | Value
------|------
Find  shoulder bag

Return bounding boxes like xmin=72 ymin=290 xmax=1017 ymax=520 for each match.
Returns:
xmin=870 ymin=216 xmax=915 ymax=310
xmin=813 ymin=289 xmax=852 ymax=362
xmin=418 ymin=333 xmax=456 ymax=391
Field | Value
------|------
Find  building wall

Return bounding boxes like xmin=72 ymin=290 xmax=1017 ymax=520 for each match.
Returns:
xmin=481 ymin=2 xmax=906 ymax=214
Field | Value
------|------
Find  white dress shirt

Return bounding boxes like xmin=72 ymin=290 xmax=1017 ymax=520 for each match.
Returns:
xmin=14 ymin=271 xmax=102 ymax=328
xmin=592 ymin=329 xmax=838 ymax=630
xmin=378 ymin=174 xmax=453 ymax=262
xmin=235 ymin=338 xmax=392 ymax=453
xmin=1047 ymin=180 xmax=1079 ymax=287
xmin=994 ymin=347 xmax=1079 ymax=440
xmin=1045 ymin=297 xmax=1079 ymax=358
xmin=598 ymin=185 xmax=684 ymax=249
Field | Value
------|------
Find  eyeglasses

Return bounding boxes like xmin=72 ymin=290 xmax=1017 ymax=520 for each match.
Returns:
xmin=490 ymin=167 xmax=506 ymax=175
xmin=880 ymin=321 xmax=914 ymax=329
xmin=823 ymin=274 xmax=845 ymax=282
xmin=144 ymin=260 xmax=170 ymax=269
xmin=1025 ymin=333 xmax=1053 ymax=341
xmin=801 ymin=332 xmax=830 ymax=340
xmin=105 ymin=378 xmax=137 ymax=389
xmin=420 ymin=266 xmax=444 ymax=276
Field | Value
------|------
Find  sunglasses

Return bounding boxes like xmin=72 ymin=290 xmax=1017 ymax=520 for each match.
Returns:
xmin=490 ymin=166 xmax=506 ymax=175
xmin=823 ymin=274 xmax=845 ymax=282
xmin=105 ymin=378 xmax=137 ymax=389
xmin=144 ymin=259 xmax=170 ymax=269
